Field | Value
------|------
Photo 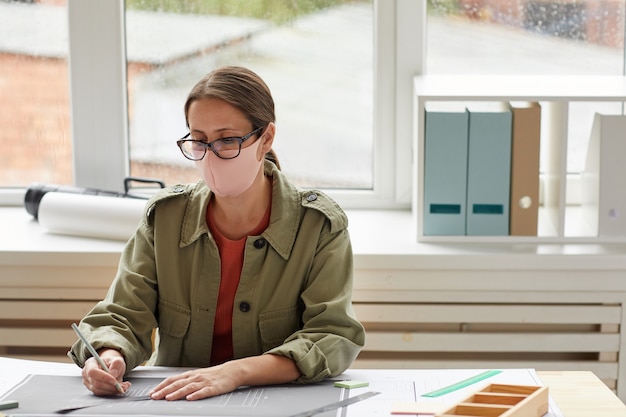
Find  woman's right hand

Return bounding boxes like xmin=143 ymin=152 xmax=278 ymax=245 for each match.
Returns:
xmin=81 ymin=348 xmax=131 ymax=396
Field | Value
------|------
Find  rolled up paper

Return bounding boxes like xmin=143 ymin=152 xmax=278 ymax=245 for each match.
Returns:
xmin=37 ymin=192 xmax=147 ymax=241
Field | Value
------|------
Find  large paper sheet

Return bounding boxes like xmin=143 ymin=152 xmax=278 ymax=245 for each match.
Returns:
xmin=2 ymin=375 xmax=343 ymax=417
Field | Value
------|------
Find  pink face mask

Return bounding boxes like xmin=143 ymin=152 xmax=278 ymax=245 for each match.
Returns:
xmin=196 ymin=137 xmax=264 ymax=197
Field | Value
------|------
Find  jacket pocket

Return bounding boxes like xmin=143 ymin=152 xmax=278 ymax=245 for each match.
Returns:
xmin=259 ymin=305 xmax=301 ymax=352
xmin=157 ymin=299 xmax=191 ymax=338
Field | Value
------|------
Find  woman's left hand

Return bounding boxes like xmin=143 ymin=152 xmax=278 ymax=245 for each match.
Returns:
xmin=149 ymin=363 xmax=239 ymax=401
xmin=148 ymin=354 xmax=300 ymax=401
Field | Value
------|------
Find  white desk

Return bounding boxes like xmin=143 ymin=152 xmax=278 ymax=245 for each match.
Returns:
xmin=0 ymin=357 xmax=624 ymax=416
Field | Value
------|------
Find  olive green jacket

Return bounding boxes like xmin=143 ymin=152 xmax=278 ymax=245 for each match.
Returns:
xmin=69 ymin=161 xmax=365 ymax=383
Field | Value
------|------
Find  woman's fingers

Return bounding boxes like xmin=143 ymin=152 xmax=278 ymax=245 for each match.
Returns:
xmin=82 ymin=356 xmax=129 ymax=396
xmin=150 ymin=367 xmax=235 ymax=401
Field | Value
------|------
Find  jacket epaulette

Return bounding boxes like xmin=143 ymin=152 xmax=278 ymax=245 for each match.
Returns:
xmin=145 ymin=183 xmax=196 ymax=218
xmin=299 ymin=189 xmax=348 ymax=234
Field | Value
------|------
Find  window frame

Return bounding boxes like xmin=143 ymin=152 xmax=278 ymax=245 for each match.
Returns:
xmin=67 ymin=0 xmax=423 ymax=209
xmin=6 ymin=1 xmax=626 ymax=208
xmin=68 ymin=0 xmax=129 ymax=194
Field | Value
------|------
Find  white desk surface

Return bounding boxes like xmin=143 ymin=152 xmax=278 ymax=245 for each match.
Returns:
xmin=2 ymin=357 xmax=623 ymax=416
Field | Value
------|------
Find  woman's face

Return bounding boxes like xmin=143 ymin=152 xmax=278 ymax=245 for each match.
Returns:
xmin=187 ymin=97 xmax=271 ymax=197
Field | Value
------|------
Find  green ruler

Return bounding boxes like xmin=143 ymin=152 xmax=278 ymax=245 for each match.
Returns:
xmin=421 ymin=370 xmax=502 ymax=398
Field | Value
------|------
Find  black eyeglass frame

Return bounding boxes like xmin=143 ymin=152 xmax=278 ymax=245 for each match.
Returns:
xmin=176 ymin=127 xmax=263 ymax=161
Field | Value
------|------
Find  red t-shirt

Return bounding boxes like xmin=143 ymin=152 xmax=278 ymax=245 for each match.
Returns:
xmin=207 ymin=199 xmax=271 ymax=365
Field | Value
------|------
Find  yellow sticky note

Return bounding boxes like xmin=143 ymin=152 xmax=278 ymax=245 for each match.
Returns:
xmin=334 ymin=380 xmax=369 ymax=389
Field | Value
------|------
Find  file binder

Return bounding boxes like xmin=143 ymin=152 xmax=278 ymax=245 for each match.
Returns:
xmin=509 ymin=102 xmax=541 ymax=236
xmin=466 ymin=103 xmax=512 ymax=236
xmin=581 ymin=113 xmax=626 ymax=237
xmin=423 ymin=103 xmax=469 ymax=235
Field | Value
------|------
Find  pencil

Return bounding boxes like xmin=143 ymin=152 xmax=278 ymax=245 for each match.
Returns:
xmin=71 ymin=323 xmax=125 ymax=395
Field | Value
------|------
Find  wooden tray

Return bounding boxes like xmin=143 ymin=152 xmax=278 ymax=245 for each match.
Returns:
xmin=438 ymin=383 xmax=548 ymax=417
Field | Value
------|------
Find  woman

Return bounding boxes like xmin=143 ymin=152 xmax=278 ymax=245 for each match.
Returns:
xmin=69 ymin=66 xmax=365 ymax=401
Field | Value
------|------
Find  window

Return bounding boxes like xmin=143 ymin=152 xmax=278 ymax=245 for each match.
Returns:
xmin=426 ymin=0 xmax=626 ymax=173
xmin=0 ymin=1 xmax=421 ymax=210
xmin=66 ymin=0 xmax=420 ymax=209
xmin=4 ymin=1 xmax=625 ymax=210
xmin=125 ymin=0 xmax=375 ymax=191
xmin=0 ymin=1 xmax=71 ymax=187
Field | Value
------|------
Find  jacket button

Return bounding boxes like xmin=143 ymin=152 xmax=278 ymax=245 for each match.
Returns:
xmin=172 ymin=185 xmax=185 ymax=193
xmin=306 ymin=193 xmax=318 ymax=202
xmin=253 ymin=238 xmax=266 ymax=249
xmin=239 ymin=302 xmax=251 ymax=312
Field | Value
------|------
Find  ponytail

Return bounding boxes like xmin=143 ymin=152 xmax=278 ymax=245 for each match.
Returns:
xmin=265 ymin=149 xmax=281 ymax=170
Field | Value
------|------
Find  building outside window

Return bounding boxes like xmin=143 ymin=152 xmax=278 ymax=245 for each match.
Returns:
xmin=0 ymin=0 xmax=70 ymax=187
xmin=125 ymin=0 xmax=374 ymax=190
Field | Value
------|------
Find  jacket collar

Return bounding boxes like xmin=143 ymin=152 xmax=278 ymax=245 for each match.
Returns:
xmin=180 ymin=161 xmax=301 ymax=260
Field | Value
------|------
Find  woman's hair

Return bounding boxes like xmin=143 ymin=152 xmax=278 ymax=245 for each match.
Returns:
xmin=184 ymin=66 xmax=280 ymax=169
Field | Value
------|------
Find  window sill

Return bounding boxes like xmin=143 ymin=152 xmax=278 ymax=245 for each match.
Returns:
xmin=1 ymin=206 xmax=625 ymax=271
xmin=0 ymin=207 xmax=125 ymax=266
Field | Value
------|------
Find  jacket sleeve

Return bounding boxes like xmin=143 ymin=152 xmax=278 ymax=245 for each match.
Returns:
xmin=68 ymin=214 xmax=159 ymax=373
xmin=265 ymin=217 xmax=365 ymax=383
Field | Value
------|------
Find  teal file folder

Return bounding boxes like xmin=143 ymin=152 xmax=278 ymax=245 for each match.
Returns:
xmin=466 ymin=104 xmax=513 ymax=235
xmin=423 ymin=105 xmax=469 ymax=235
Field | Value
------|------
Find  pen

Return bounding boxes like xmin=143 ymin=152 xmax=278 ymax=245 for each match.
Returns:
xmin=71 ymin=323 xmax=125 ymax=395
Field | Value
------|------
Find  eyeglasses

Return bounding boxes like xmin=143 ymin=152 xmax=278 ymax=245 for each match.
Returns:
xmin=176 ymin=127 xmax=263 ymax=161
